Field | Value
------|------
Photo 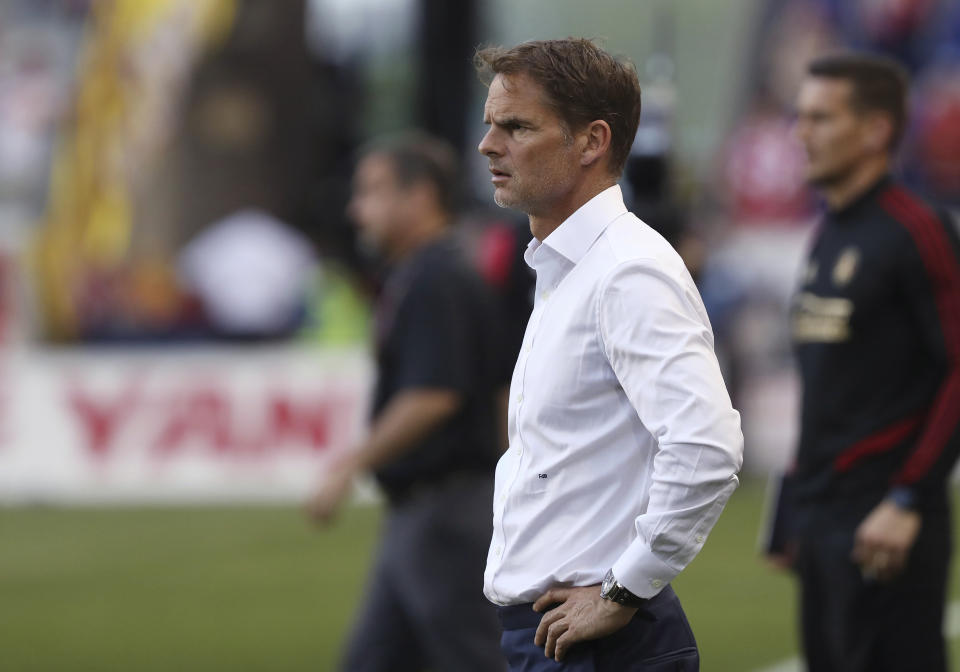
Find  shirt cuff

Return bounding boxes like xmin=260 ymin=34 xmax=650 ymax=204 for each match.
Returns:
xmin=611 ymin=541 xmax=679 ymax=599
xmin=886 ymin=486 xmax=918 ymax=512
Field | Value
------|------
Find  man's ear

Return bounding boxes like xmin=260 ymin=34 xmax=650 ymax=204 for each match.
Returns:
xmin=580 ymin=120 xmax=612 ymax=168
xmin=863 ymin=112 xmax=894 ymax=153
xmin=406 ymin=179 xmax=438 ymax=213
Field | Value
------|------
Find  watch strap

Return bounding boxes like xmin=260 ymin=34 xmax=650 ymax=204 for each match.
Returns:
xmin=887 ymin=486 xmax=918 ymax=512
xmin=600 ymin=569 xmax=649 ymax=608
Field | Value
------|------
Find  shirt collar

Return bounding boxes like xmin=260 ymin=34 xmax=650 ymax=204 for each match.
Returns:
xmin=523 ymin=235 xmax=567 ymax=293
xmin=542 ymin=184 xmax=627 ymax=264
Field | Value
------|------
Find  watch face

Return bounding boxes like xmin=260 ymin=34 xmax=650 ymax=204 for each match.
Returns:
xmin=601 ymin=570 xmax=615 ymax=597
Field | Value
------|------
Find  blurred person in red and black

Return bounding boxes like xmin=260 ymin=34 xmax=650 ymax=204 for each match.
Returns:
xmin=770 ymin=53 xmax=960 ymax=671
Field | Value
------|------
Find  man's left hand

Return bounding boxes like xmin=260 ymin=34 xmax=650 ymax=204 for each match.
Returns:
xmin=851 ymin=499 xmax=921 ymax=582
xmin=305 ymin=457 xmax=358 ymax=525
xmin=532 ymin=585 xmax=637 ymax=662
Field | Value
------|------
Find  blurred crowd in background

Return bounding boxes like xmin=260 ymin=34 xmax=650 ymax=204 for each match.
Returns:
xmin=1 ymin=0 xmax=959 ymax=475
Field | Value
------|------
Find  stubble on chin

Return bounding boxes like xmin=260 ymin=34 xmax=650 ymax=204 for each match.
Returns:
xmin=804 ymin=155 xmax=852 ymax=189
xmin=806 ymin=168 xmax=838 ymax=189
xmin=492 ymin=176 xmax=538 ymax=214
xmin=493 ymin=186 xmax=522 ymax=211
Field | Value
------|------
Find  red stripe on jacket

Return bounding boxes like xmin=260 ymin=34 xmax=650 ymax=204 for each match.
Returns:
xmin=834 ymin=414 xmax=923 ymax=472
xmin=879 ymin=187 xmax=960 ymax=485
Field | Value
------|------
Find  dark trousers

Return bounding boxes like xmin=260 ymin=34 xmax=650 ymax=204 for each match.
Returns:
xmin=340 ymin=474 xmax=505 ymax=672
xmin=796 ymin=506 xmax=951 ymax=672
xmin=497 ymin=585 xmax=699 ymax=671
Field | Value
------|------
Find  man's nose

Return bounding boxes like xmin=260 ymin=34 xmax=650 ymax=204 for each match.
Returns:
xmin=478 ymin=127 xmax=499 ymax=157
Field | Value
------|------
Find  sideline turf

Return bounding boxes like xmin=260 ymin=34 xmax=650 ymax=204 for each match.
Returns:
xmin=1 ymin=482 xmax=957 ymax=671
xmin=0 ymin=505 xmax=381 ymax=671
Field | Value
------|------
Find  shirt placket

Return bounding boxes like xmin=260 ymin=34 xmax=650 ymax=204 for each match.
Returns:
xmin=488 ymin=254 xmax=556 ymax=596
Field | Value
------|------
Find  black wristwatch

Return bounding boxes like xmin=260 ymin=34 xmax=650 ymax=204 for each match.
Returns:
xmin=600 ymin=569 xmax=649 ymax=608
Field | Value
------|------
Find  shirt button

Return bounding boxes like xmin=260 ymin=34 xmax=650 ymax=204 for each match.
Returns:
xmin=695 ymin=534 xmax=705 ymax=544
xmin=516 ymin=394 xmax=523 ymax=404
xmin=651 ymin=579 xmax=663 ymax=589
xmin=495 ymin=546 xmax=503 ymax=557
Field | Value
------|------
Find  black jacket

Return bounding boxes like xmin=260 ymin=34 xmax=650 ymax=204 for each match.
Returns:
xmin=791 ymin=176 xmax=960 ymax=515
xmin=371 ymin=236 xmax=504 ymax=502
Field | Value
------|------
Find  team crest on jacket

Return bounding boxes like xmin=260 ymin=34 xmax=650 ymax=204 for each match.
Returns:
xmin=832 ymin=247 xmax=860 ymax=287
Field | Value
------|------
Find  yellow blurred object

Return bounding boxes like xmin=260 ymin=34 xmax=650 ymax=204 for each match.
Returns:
xmin=83 ymin=186 xmax=132 ymax=263
xmin=32 ymin=0 xmax=236 ymax=340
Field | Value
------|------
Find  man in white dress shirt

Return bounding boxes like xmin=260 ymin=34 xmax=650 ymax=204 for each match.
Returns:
xmin=475 ymin=38 xmax=744 ymax=670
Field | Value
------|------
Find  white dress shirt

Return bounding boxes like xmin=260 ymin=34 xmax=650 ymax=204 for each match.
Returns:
xmin=483 ymin=185 xmax=743 ymax=605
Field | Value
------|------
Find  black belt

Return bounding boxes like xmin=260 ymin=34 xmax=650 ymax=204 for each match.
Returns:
xmin=384 ymin=469 xmax=492 ymax=505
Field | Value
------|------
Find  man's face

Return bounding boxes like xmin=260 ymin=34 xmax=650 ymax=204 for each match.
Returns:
xmin=794 ymin=77 xmax=876 ymax=187
xmin=348 ymin=153 xmax=407 ymax=256
xmin=477 ymin=73 xmax=582 ymax=218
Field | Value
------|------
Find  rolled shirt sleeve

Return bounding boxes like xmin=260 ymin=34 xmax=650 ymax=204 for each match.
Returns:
xmin=599 ymin=260 xmax=744 ymax=598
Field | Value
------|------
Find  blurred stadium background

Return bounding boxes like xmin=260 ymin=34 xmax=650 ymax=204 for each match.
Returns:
xmin=1 ymin=0 xmax=959 ymax=669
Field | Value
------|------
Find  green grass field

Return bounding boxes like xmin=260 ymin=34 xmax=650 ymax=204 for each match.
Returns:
xmin=1 ymin=480 xmax=958 ymax=671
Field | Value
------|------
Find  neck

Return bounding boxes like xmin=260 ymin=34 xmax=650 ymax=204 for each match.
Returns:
xmin=389 ymin=212 xmax=449 ymax=262
xmin=529 ymin=174 xmax=617 ymax=241
xmin=822 ymin=155 xmax=890 ymax=211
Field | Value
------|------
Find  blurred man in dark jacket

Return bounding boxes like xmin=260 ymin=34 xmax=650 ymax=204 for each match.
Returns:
xmin=777 ymin=53 xmax=960 ymax=672
xmin=308 ymin=133 xmax=505 ymax=672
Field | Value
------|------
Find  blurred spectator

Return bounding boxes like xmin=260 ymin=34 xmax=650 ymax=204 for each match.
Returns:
xmin=71 ymin=256 xmax=203 ymax=342
xmin=473 ymin=217 xmax=533 ymax=371
xmin=908 ymin=62 xmax=960 ymax=204
xmin=470 ymin=216 xmax=534 ymax=448
xmin=758 ymin=0 xmax=840 ymax=111
xmin=823 ymin=0 xmax=941 ymax=68
xmin=307 ymin=132 xmax=505 ymax=671
xmin=720 ymin=94 xmax=814 ymax=226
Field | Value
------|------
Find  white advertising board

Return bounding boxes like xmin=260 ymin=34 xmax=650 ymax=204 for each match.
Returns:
xmin=0 ymin=346 xmax=373 ymax=504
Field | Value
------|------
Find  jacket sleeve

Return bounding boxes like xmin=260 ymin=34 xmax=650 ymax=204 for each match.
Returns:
xmin=889 ymin=206 xmax=960 ymax=508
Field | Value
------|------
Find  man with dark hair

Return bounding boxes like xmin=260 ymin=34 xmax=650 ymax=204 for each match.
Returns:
xmin=806 ymin=54 xmax=908 ymax=149
xmin=776 ymin=52 xmax=960 ymax=671
xmin=307 ymin=132 xmax=506 ymax=671
xmin=475 ymin=38 xmax=743 ymax=670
